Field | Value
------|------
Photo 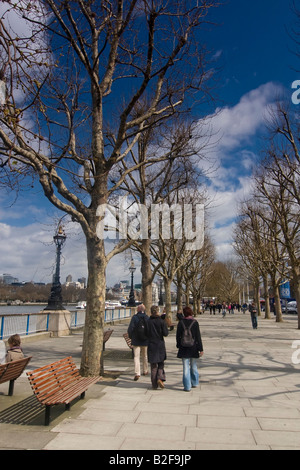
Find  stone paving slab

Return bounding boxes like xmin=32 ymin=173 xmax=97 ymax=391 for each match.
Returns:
xmin=43 ymin=314 xmax=300 ymax=450
xmin=1 ymin=313 xmax=300 ymax=450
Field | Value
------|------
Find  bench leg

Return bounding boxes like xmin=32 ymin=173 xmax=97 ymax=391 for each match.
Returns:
xmin=8 ymin=380 xmax=15 ymax=396
xmin=45 ymin=405 xmax=51 ymax=426
xmin=80 ymin=392 xmax=86 ymax=399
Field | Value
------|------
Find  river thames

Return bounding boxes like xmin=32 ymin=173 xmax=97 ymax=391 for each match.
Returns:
xmin=0 ymin=304 xmax=76 ymax=315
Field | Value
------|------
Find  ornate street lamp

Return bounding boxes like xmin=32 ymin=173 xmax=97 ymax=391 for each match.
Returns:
xmin=44 ymin=225 xmax=66 ymax=310
xmin=127 ymin=259 xmax=136 ymax=307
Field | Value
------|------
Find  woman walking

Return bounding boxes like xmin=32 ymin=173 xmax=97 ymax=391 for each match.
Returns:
xmin=146 ymin=305 xmax=169 ymax=390
xmin=176 ymin=306 xmax=204 ymax=392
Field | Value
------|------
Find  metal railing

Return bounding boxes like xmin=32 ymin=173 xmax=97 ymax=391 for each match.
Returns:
xmin=0 ymin=307 xmax=134 ymax=340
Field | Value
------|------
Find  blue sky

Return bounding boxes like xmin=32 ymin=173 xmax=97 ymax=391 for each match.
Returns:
xmin=0 ymin=0 xmax=298 ymax=286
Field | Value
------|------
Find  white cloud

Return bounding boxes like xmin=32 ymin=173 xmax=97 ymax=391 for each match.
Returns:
xmin=0 ymin=222 xmax=52 ymax=282
xmin=0 ymin=219 xmax=138 ymax=287
xmin=0 ymin=82 xmax=287 ymax=285
xmin=202 ymin=82 xmax=285 ymax=259
xmin=210 ymin=82 xmax=283 ymax=152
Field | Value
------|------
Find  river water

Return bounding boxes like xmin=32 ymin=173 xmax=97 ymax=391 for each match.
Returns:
xmin=0 ymin=304 xmax=77 ymax=315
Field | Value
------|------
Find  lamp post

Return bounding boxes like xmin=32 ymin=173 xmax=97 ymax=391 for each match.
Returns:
xmin=127 ymin=259 xmax=136 ymax=307
xmin=44 ymin=225 xmax=66 ymax=310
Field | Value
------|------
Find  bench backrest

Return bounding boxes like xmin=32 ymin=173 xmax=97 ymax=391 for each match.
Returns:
xmin=123 ymin=333 xmax=133 ymax=349
xmin=0 ymin=357 xmax=32 ymax=385
xmin=103 ymin=329 xmax=113 ymax=342
xmin=27 ymin=356 xmax=81 ymax=403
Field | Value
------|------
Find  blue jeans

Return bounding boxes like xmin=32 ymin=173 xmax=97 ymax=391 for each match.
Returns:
xmin=182 ymin=358 xmax=199 ymax=391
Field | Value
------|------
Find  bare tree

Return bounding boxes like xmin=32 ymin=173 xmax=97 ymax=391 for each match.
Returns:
xmin=149 ymin=186 xmax=207 ymax=321
xmin=255 ymin=106 xmax=300 ymax=327
xmin=234 ymin=200 xmax=289 ymax=322
xmin=0 ymin=1 xmax=220 ymax=375
xmin=111 ymin=116 xmax=210 ymax=313
xmin=182 ymin=234 xmax=215 ymax=314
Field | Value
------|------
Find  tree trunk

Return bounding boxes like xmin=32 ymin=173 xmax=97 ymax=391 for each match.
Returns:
xmin=290 ymin=266 xmax=300 ymax=329
xmin=80 ymin=235 xmax=106 ymax=377
xmin=185 ymin=281 xmax=190 ymax=306
xmin=274 ymin=285 xmax=283 ymax=323
xmin=254 ymin=282 xmax=261 ymax=316
xmin=176 ymin=272 xmax=183 ymax=312
xmin=263 ymin=275 xmax=271 ymax=319
xmin=164 ymin=277 xmax=173 ymax=324
xmin=140 ymin=239 xmax=153 ymax=315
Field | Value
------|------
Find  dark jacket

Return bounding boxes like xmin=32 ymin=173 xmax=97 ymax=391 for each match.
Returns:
xmin=176 ymin=318 xmax=203 ymax=358
xmin=127 ymin=311 xmax=149 ymax=346
xmin=249 ymin=304 xmax=257 ymax=318
xmin=146 ymin=315 xmax=169 ymax=364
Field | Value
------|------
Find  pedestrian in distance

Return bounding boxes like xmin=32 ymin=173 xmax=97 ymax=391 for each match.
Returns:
xmin=146 ymin=305 xmax=169 ymax=390
xmin=222 ymin=302 xmax=227 ymax=318
xmin=249 ymin=302 xmax=258 ymax=329
xmin=127 ymin=304 xmax=149 ymax=381
xmin=176 ymin=306 xmax=204 ymax=392
xmin=5 ymin=334 xmax=24 ymax=362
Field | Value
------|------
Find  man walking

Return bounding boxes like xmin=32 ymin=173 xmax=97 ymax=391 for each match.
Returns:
xmin=249 ymin=302 xmax=258 ymax=329
xmin=127 ymin=304 xmax=149 ymax=381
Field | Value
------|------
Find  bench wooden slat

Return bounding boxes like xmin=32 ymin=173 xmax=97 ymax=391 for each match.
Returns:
xmin=0 ymin=357 xmax=32 ymax=396
xmin=30 ymin=373 xmax=91 ymax=404
xmin=103 ymin=329 xmax=113 ymax=351
xmin=123 ymin=333 xmax=133 ymax=349
xmin=27 ymin=356 xmax=77 ymax=377
xmin=27 ymin=356 xmax=101 ymax=425
xmin=123 ymin=333 xmax=134 ymax=358
xmin=43 ymin=376 xmax=100 ymax=405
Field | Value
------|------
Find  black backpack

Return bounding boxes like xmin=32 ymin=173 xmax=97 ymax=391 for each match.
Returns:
xmin=181 ymin=320 xmax=196 ymax=347
xmin=135 ymin=315 xmax=147 ymax=342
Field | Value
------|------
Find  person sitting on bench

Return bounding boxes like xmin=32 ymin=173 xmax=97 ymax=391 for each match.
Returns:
xmin=5 ymin=334 xmax=24 ymax=362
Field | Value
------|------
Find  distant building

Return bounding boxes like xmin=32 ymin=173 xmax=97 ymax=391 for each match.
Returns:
xmin=78 ymin=277 xmax=86 ymax=288
xmin=65 ymin=281 xmax=85 ymax=289
xmin=1 ymin=273 xmax=19 ymax=285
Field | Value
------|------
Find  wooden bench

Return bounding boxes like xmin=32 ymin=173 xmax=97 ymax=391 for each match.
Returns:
xmin=103 ymin=329 xmax=114 ymax=351
xmin=123 ymin=333 xmax=134 ymax=358
xmin=0 ymin=356 xmax=32 ymax=396
xmin=27 ymin=356 xmax=101 ymax=425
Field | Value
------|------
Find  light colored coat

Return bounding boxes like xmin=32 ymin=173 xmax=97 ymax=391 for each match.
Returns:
xmin=5 ymin=347 xmax=24 ymax=362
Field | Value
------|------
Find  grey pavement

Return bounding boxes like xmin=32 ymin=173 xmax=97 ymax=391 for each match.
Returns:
xmin=1 ymin=312 xmax=300 ymax=450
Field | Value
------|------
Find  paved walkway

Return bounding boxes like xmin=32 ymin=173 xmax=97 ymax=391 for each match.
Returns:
xmin=1 ymin=312 xmax=300 ymax=450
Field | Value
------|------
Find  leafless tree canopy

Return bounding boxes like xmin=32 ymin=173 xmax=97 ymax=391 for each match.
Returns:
xmin=0 ymin=1 xmax=220 ymax=375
